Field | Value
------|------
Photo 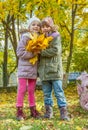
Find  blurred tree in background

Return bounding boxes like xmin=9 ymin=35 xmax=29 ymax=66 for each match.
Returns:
xmin=0 ymin=0 xmax=88 ymax=87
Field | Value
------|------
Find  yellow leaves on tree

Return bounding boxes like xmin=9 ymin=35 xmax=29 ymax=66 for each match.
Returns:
xmin=26 ymin=2 xmax=32 ymax=13
xmin=0 ymin=2 xmax=5 ymax=20
xmin=25 ymin=33 xmax=53 ymax=65
xmin=6 ymin=0 xmax=19 ymax=16
xmin=57 ymin=0 xmax=61 ymax=4
xmin=0 ymin=0 xmax=19 ymax=21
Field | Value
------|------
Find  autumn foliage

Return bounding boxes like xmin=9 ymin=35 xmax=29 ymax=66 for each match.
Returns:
xmin=25 ymin=33 xmax=53 ymax=64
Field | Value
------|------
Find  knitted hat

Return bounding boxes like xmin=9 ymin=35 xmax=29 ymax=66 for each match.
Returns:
xmin=28 ymin=17 xmax=41 ymax=27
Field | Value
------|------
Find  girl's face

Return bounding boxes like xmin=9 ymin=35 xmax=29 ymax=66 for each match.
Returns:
xmin=41 ymin=25 xmax=51 ymax=35
xmin=29 ymin=21 xmax=40 ymax=33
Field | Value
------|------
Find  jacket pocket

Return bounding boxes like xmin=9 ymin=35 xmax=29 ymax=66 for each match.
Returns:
xmin=45 ymin=63 xmax=58 ymax=73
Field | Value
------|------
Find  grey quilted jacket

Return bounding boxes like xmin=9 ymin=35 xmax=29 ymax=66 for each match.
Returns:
xmin=17 ymin=32 xmax=37 ymax=79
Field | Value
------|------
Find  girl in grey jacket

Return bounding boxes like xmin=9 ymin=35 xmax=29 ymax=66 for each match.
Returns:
xmin=38 ymin=17 xmax=70 ymax=121
xmin=16 ymin=17 xmax=41 ymax=120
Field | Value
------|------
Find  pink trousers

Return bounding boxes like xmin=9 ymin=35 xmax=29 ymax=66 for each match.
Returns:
xmin=16 ymin=78 xmax=36 ymax=107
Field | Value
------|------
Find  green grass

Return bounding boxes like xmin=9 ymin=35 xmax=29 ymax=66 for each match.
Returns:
xmin=0 ymin=86 xmax=88 ymax=130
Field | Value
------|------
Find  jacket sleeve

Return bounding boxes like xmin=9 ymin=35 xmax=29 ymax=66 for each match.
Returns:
xmin=41 ymin=36 xmax=62 ymax=57
xmin=16 ymin=35 xmax=35 ymax=59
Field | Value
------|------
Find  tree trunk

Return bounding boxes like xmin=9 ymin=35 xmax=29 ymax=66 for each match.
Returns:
xmin=11 ymin=15 xmax=18 ymax=64
xmin=64 ymin=3 xmax=77 ymax=87
xmin=66 ymin=4 xmax=77 ymax=73
xmin=2 ymin=28 xmax=9 ymax=88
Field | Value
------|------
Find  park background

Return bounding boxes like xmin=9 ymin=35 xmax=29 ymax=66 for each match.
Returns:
xmin=0 ymin=0 xmax=88 ymax=130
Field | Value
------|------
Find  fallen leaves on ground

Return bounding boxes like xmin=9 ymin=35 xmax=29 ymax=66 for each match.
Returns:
xmin=0 ymin=85 xmax=88 ymax=130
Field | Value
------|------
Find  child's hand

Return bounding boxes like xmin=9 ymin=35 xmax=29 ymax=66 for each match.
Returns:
xmin=34 ymin=50 xmax=40 ymax=55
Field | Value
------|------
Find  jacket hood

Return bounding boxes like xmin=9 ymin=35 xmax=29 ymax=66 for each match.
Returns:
xmin=48 ymin=32 xmax=60 ymax=38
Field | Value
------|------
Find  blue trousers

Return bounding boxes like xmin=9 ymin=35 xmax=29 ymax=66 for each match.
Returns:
xmin=42 ymin=80 xmax=67 ymax=108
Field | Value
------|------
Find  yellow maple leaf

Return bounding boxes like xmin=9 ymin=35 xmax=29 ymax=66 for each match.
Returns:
xmin=26 ymin=40 xmax=33 ymax=51
xmin=37 ymin=34 xmax=45 ymax=42
xmin=29 ymin=55 xmax=38 ymax=65
xmin=41 ymin=38 xmax=49 ymax=49
xmin=47 ymin=36 xmax=53 ymax=42
xmin=25 ymin=33 xmax=53 ymax=64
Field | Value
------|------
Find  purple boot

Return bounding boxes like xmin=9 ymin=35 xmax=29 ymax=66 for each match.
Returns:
xmin=43 ymin=105 xmax=53 ymax=119
xmin=60 ymin=107 xmax=70 ymax=121
xmin=30 ymin=106 xmax=41 ymax=118
xmin=16 ymin=107 xmax=26 ymax=121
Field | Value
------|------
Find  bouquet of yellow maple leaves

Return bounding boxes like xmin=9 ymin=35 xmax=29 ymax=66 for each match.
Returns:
xmin=25 ymin=33 xmax=53 ymax=64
